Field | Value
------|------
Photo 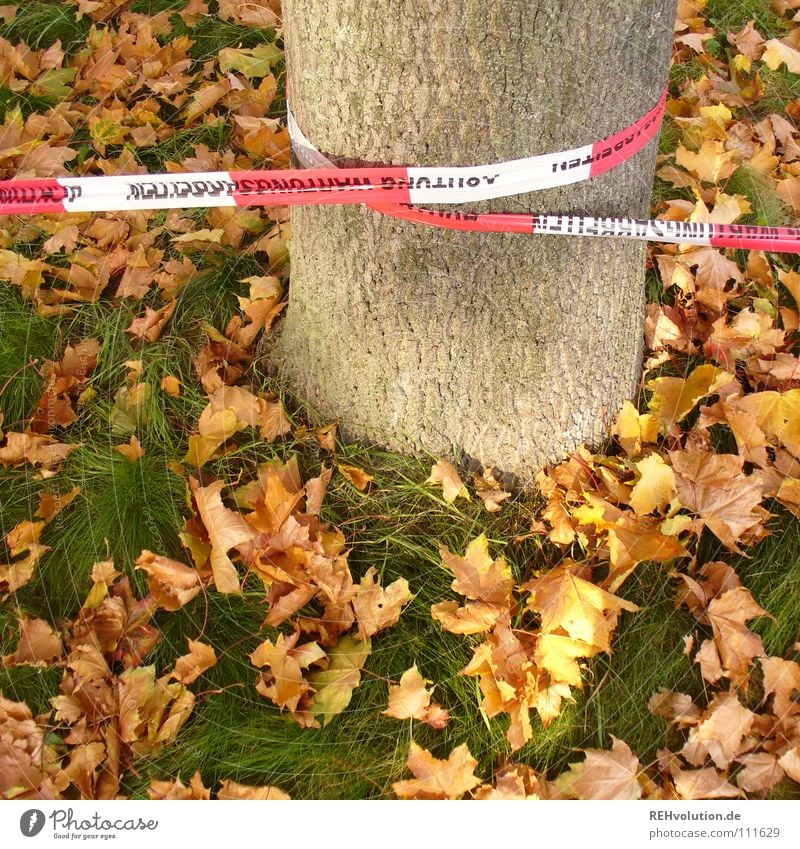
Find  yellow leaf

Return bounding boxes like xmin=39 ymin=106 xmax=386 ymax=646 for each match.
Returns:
xmin=613 ymin=400 xmax=660 ymax=456
xmin=337 ymin=463 xmax=373 ymax=490
xmin=676 ymin=139 xmax=738 ymax=183
xmin=762 ymin=38 xmax=800 ymax=73
xmin=393 ymin=742 xmax=480 ymax=799
xmin=648 ymin=364 xmax=735 ymax=431
xmin=425 ymin=459 xmax=470 ymax=503
xmin=629 ymin=454 xmax=676 ymax=516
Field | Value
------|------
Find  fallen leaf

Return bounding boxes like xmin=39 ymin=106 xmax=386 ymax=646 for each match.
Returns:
xmin=171 ymin=640 xmax=217 ymax=685
xmin=426 ymin=459 xmax=470 ymax=503
xmin=352 ymin=567 xmax=411 ymax=638
xmin=393 ymin=741 xmax=481 ymax=799
xmin=383 ymin=665 xmax=450 ymax=728
xmin=308 ymin=636 xmax=371 ymax=725
xmin=216 ymin=780 xmax=290 ymax=800
xmin=337 ymin=463 xmax=373 ymax=491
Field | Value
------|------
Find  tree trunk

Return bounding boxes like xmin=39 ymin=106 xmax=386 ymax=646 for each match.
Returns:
xmin=279 ymin=0 xmax=676 ymax=483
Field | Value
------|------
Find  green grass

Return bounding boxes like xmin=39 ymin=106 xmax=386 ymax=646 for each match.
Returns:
xmin=0 ymin=3 xmax=89 ymax=56
xmin=705 ymin=0 xmax=789 ymax=41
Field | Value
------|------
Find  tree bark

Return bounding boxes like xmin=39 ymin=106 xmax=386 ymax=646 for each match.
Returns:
xmin=279 ymin=0 xmax=677 ymax=483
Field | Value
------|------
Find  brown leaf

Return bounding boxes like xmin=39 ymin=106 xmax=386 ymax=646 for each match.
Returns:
xmin=352 ymin=567 xmax=411 ymax=638
xmin=114 ymin=435 xmax=143 ymax=461
xmin=3 ymin=617 xmax=62 ymax=666
xmin=125 ymin=300 xmax=176 ymax=342
xmin=35 ymin=485 xmax=81 ymax=520
xmin=383 ymin=665 xmax=450 ymax=729
xmin=735 ymin=752 xmax=784 ymax=793
xmin=192 ymin=478 xmax=258 ymax=593
xmin=685 ymin=692 xmax=756 ymax=769
xmin=171 ymin=640 xmax=216 ymax=685
xmin=439 ymin=534 xmax=514 ymax=606
xmin=250 ymin=632 xmax=326 ymax=717
xmin=555 ymin=737 xmax=642 ymax=800
xmin=337 ymin=463 xmax=373 ymax=491
xmin=314 ymin=423 xmax=337 ymax=452
xmin=728 ymin=21 xmax=765 ymax=59
xmin=135 ymin=550 xmax=201 ymax=612
xmin=704 ymin=587 xmax=768 ymax=686
xmin=672 ymin=766 xmax=740 ymax=799
xmin=671 ymin=449 xmax=769 ymax=550
xmin=760 ymin=656 xmax=800 ymax=720
xmin=148 ymin=770 xmax=210 ymax=800
xmin=216 ymin=780 xmax=291 ymax=800
xmin=393 ymin=741 xmax=481 ymax=799
xmin=426 ymin=459 xmax=470 ymax=503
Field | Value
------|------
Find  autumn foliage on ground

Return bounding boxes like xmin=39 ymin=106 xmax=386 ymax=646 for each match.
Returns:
xmin=1 ymin=0 xmax=800 ymax=800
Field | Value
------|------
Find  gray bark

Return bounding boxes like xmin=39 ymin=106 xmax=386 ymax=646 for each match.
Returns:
xmin=279 ymin=0 xmax=677 ymax=484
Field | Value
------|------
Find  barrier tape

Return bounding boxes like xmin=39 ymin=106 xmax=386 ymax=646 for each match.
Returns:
xmin=288 ymin=102 xmax=800 ymax=254
xmin=0 ymin=90 xmax=665 ymax=213
xmin=2 ymin=86 xmax=800 ymax=253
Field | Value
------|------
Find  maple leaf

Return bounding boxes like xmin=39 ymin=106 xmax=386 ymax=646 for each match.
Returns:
xmin=337 ymin=463 xmax=373 ymax=491
xmin=216 ymin=780 xmax=290 ymax=800
xmin=728 ymin=21 xmax=766 ymax=60
xmin=114 ymin=435 xmax=143 ymax=461
xmin=628 ymin=453 xmax=676 ymax=516
xmin=192 ymin=478 xmax=258 ymax=593
xmin=426 ymin=459 xmax=470 ymax=503
xmin=308 ymin=636 xmax=371 ymax=725
xmin=613 ymin=400 xmax=660 ymax=456
xmin=219 ymin=45 xmax=281 ymax=78
xmin=250 ymin=632 xmax=326 ymax=720
xmin=524 ymin=565 xmax=638 ymax=652
xmin=0 ymin=431 xmax=77 ymax=469
xmin=648 ymin=689 xmax=701 ymax=725
xmin=534 ymin=633 xmax=601 ymax=687
xmin=778 ymin=749 xmax=800 ymax=784
xmin=383 ymin=665 xmax=450 ymax=728
xmin=606 ymin=514 xmax=688 ymax=591
xmin=671 ymin=449 xmax=769 ymax=550
xmin=148 ymin=770 xmax=210 ymax=800
xmin=672 ymin=766 xmax=740 ymax=799
xmin=2 ymin=617 xmax=62 ymax=667
xmin=171 ymin=640 xmax=217 ymax=685
xmin=473 ymin=764 xmax=541 ymax=799
xmin=125 ymin=300 xmax=176 ymax=342
xmin=551 ymin=737 xmax=642 ymax=800
xmin=0 ymin=696 xmax=65 ymax=800
xmin=701 ymin=586 xmax=768 ymax=687
xmin=760 ymin=656 xmax=800 ymax=720
xmin=35 ymin=485 xmax=81 ymax=521
xmin=675 ymin=139 xmax=738 ymax=183
xmin=647 ymin=364 xmax=735 ymax=432
xmin=135 ymin=550 xmax=201 ymax=611
xmin=160 ymin=375 xmax=181 ymax=397
xmin=393 ymin=742 xmax=481 ymax=799
xmin=763 ymin=38 xmax=800 ymax=73
xmin=735 ymin=752 xmax=784 ymax=794
xmin=439 ymin=534 xmax=514 ymax=606
xmin=0 ymin=519 xmax=50 ymax=596
xmin=431 ymin=599 xmax=502 ymax=634
xmin=352 ymin=567 xmax=411 ymax=638
xmin=683 ymin=692 xmax=756 ymax=769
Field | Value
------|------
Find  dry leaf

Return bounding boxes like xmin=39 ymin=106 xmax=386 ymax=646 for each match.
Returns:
xmin=393 ymin=742 xmax=481 ymax=799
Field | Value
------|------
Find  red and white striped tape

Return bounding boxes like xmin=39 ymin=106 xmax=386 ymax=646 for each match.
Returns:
xmin=1 ymin=86 xmax=799 ymax=253
xmin=0 ymin=89 xmax=665 ymax=214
